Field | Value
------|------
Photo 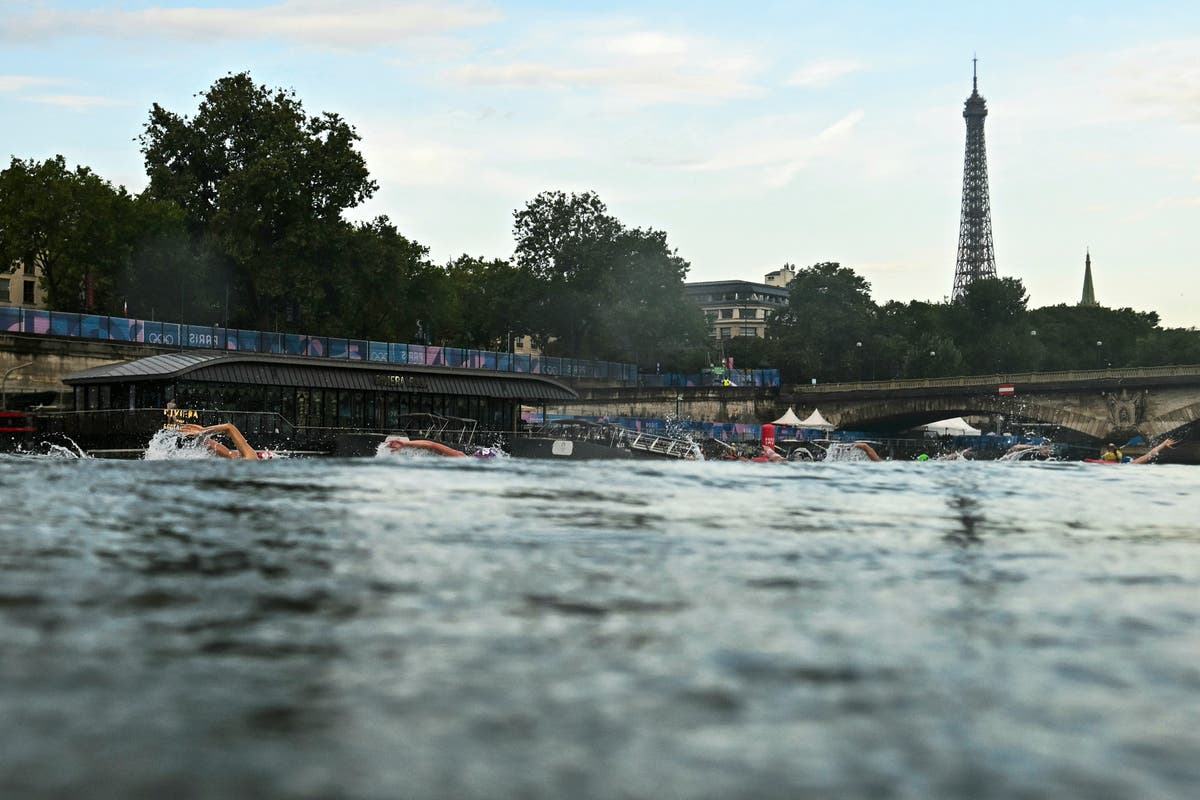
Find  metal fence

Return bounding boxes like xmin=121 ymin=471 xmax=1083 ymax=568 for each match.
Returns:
xmin=0 ymin=307 xmax=639 ymax=384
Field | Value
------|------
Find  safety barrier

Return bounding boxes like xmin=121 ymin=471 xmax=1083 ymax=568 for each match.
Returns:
xmin=0 ymin=307 xmax=639 ymax=384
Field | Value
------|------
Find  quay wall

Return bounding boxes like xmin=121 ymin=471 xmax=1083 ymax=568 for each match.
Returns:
xmin=1 ymin=334 xmax=173 ymax=408
xmin=548 ymin=386 xmax=780 ymax=424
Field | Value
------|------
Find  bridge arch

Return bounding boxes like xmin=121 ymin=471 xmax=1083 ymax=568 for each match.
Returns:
xmin=830 ymin=396 xmax=1109 ymax=439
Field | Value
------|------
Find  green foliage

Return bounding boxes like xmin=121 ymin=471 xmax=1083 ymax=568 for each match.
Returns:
xmin=139 ymin=71 xmax=376 ymax=329
xmin=0 ymin=155 xmax=134 ymax=312
xmin=320 ymin=217 xmax=433 ymax=341
xmin=767 ymin=262 xmax=876 ymax=381
xmin=443 ymin=255 xmax=540 ymax=350
xmin=511 ymin=191 xmax=708 ymax=365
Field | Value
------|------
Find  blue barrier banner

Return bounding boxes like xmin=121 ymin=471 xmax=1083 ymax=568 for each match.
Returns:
xmin=49 ymin=311 xmax=80 ymax=337
xmin=158 ymin=323 xmax=180 ymax=346
xmin=22 ymin=309 xmax=50 ymax=335
xmin=305 ymin=337 xmax=327 ymax=358
xmin=110 ymin=318 xmax=132 ymax=342
xmin=7 ymin=308 xmax=640 ymax=384
xmin=184 ymin=325 xmax=219 ymax=349
xmin=80 ymin=314 xmax=106 ymax=339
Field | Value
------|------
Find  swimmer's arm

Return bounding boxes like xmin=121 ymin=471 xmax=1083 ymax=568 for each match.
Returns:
xmin=852 ymin=442 xmax=883 ymax=462
xmin=1131 ymin=438 xmax=1176 ymax=464
xmin=178 ymin=422 xmax=256 ymax=459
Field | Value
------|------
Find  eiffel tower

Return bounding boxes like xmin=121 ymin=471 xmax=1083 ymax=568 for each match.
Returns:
xmin=951 ymin=59 xmax=997 ymax=301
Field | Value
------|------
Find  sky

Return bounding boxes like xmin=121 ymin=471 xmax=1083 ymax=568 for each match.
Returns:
xmin=1 ymin=0 xmax=1198 ymax=325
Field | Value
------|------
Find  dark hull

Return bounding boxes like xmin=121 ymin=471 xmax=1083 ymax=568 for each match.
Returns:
xmin=507 ymin=436 xmax=637 ymax=460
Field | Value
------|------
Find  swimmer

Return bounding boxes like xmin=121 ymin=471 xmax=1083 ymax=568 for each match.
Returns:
xmin=851 ymin=442 xmax=884 ymax=462
xmin=177 ymin=422 xmax=278 ymax=460
xmin=998 ymin=443 xmax=1053 ymax=461
xmin=384 ymin=436 xmax=466 ymax=458
xmin=1084 ymin=438 xmax=1176 ymax=465
xmin=1128 ymin=438 xmax=1176 ymax=464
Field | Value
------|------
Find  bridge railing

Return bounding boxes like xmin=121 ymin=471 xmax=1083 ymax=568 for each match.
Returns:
xmin=793 ymin=364 xmax=1200 ymax=393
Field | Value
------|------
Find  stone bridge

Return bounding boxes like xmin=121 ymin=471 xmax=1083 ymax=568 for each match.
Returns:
xmin=783 ymin=365 xmax=1200 ymax=441
xmin=554 ymin=365 xmax=1200 ymax=443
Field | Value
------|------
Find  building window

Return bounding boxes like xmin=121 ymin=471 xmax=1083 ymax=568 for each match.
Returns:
xmin=740 ymin=326 xmax=757 ymax=337
xmin=738 ymin=308 xmax=756 ymax=319
xmin=720 ymin=308 xmax=733 ymax=319
xmin=719 ymin=327 xmax=732 ymax=338
xmin=705 ymin=311 xmax=717 ymax=321
xmin=23 ymin=280 xmax=35 ymax=304
xmin=0 ymin=278 xmax=8 ymax=302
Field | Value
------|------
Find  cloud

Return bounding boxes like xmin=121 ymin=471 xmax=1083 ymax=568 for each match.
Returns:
xmin=0 ymin=1 xmax=500 ymax=49
xmin=24 ymin=94 xmax=128 ymax=110
xmin=448 ymin=26 xmax=764 ymax=106
xmin=0 ymin=75 xmax=62 ymax=93
xmin=785 ymin=59 xmax=866 ymax=88
xmin=1157 ymin=197 xmax=1200 ymax=208
xmin=1109 ymin=39 xmax=1200 ymax=125
xmin=681 ymin=110 xmax=866 ymax=186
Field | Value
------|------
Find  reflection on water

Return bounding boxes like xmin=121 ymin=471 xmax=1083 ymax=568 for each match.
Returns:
xmin=1 ymin=456 xmax=1197 ymax=799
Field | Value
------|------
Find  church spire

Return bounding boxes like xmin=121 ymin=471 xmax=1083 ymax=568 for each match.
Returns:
xmin=1080 ymin=249 xmax=1097 ymax=306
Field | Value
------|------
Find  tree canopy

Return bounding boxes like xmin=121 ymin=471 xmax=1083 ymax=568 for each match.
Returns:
xmin=0 ymin=155 xmax=134 ymax=312
xmin=139 ymin=71 xmax=377 ymax=329
xmin=512 ymin=190 xmax=709 ymax=365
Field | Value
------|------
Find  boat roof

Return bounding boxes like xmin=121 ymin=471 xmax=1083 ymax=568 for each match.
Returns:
xmin=64 ymin=351 xmax=578 ymax=402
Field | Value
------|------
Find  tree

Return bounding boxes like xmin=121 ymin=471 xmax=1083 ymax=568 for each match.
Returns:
xmin=511 ymin=191 xmax=707 ymax=365
xmin=318 ymin=217 xmax=432 ymax=341
xmin=0 ymin=155 xmax=134 ymax=312
xmin=139 ymin=72 xmax=377 ymax=330
xmin=443 ymin=255 xmax=540 ymax=350
xmin=949 ymin=277 xmax=1039 ymax=373
xmin=767 ymin=262 xmax=876 ymax=382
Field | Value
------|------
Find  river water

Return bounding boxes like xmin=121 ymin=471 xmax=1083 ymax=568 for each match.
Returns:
xmin=1 ymin=454 xmax=1197 ymax=799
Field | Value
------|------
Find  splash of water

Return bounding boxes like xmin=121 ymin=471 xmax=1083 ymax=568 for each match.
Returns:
xmin=824 ymin=443 xmax=873 ymax=462
xmin=142 ymin=428 xmax=215 ymax=461
xmin=12 ymin=434 xmax=89 ymax=458
xmin=662 ymin=414 xmax=704 ymax=460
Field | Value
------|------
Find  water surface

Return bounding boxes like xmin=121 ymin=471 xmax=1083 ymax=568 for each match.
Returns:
xmin=1 ymin=455 xmax=1197 ymax=799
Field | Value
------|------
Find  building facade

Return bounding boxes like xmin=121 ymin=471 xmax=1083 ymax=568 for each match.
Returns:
xmin=0 ymin=260 xmax=46 ymax=310
xmin=684 ymin=267 xmax=793 ymax=340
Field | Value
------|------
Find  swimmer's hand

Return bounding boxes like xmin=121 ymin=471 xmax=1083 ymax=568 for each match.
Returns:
xmin=177 ymin=423 xmax=206 ymax=437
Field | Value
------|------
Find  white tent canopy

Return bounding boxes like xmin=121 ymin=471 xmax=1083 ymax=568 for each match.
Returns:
xmin=796 ymin=408 xmax=836 ymax=430
xmin=771 ymin=407 xmax=804 ymax=426
xmin=916 ymin=417 xmax=982 ymax=436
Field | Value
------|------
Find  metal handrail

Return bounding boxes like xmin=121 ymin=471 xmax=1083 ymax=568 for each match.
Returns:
xmin=792 ymin=364 xmax=1200 ymax=394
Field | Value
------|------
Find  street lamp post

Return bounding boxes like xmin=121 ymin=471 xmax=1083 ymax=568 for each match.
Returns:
xmin=1 ymin=361 xmax=34 ymax=411
xmin=1096 ymin=340 xmax=1103 ymax=370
